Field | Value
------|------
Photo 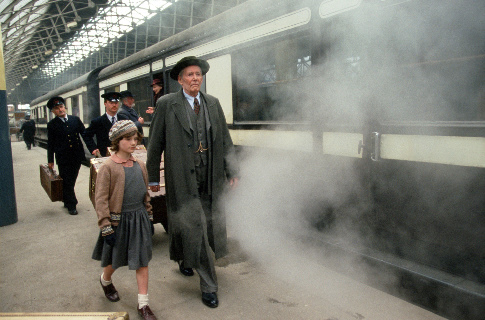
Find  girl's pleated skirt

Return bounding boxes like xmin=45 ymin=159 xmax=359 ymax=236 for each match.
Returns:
xmin=92 ymin=208 xmax=152 ymax=270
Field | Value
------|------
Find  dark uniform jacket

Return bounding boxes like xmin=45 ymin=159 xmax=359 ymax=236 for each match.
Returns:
xmin=47 ymin=115 xmax=86 ymax=165
xmin=82 ymin=113 xmax=127 ymax=157
xmin=117 ymin=104 xmax=143 ymax=134
xmin=146 ymin=89 xmax=238 ymax=267
xmin=19 ymin=120 xmax=36 ymax=140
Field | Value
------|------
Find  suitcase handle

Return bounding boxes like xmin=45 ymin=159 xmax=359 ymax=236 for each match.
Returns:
xmin=43 ymin=164 xmax=60 ymax=179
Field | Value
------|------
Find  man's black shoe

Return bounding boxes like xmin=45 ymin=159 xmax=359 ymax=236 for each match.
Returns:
xmin=68 ymin=209 xmax=78 ymax=215
xmin=202 ymin=292 xmax=218 ymax=308
xmin=178 ymin=261 xmax=194 ymax=276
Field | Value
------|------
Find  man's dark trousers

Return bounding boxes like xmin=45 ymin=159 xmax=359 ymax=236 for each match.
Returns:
xmin=58 ymin=162 xmax=81 ymax=210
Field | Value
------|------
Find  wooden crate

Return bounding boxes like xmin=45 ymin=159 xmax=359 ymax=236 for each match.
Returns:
xmin=39 ymin=164 xmax=63 ymax=202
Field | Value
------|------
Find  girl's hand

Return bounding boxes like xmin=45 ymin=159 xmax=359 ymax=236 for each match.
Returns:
xmin=104 ymin=233 xmax=116 ymax=247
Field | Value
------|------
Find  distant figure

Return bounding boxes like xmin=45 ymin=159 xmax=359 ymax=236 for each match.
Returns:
xmin=47 ymin=96 xmax=86 ymax=215
xmin=146 ymin=79 xmax=163 ymax=115
xmin=83 ymin=92 xmax=126 ymax=157
xmin=118 ymin=90 xmax=144 ymax=135
xmin=92 ymin=120 xmax=158 ymax=320
xmin=19 ymin=114 xmax=36 ymax=149
xmin=146 ymin=56 xmax=239 ymax=309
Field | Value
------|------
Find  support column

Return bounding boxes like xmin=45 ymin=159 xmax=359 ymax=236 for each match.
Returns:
xmin=0 ymin=26 xmax=18 ymax=227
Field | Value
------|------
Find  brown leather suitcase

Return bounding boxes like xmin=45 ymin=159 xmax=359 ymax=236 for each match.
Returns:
xmin=0 ymin=312 xmax=129 ymax=319
xmin=89 ymin=157 xmax=105 ymax=208
xmin=39 ymin=164 xmax=63 ymax=202
xmin=89 ymin=148 xmax=168 ymax=232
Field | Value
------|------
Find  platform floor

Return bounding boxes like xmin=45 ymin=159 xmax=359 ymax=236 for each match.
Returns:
xmin=1 ymin=141 xmax=445 ymax=320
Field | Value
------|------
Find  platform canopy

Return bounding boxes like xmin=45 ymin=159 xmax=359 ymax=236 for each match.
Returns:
xmin=1 ymin=0 xmax=247 ymax=104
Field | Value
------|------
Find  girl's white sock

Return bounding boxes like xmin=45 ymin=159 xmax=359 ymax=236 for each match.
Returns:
xmin=138 ymin=293 xmax=149 ymax=308
xmin=100 ymin=273 xmax=112 ymax=286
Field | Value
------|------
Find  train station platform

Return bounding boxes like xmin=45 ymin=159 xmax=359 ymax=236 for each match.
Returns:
xmin=1 ymin=141 xmax=445 ymax=320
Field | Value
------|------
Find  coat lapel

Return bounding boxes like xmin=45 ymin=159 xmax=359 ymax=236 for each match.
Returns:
xmin=171 ymin=90 xmax=192 ymax=135
xmin=201 ymin=92 xmax=217 ymax=142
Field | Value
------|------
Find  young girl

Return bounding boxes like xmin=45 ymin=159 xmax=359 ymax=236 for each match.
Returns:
xmin=92 ymin=120 xmax=157 ymax=320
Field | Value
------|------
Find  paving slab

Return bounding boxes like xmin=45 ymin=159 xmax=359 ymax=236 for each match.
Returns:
xmin=1 ymin=142 xmax=445 ymax=320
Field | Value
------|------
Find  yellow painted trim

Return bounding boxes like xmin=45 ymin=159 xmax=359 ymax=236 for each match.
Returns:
xmin=319 ymin=0 xmax=362 ymax=19
xmin=323 ymin=132 xmax=363 ymax=158
xmin=206 ymin=54 xmax=233 ymax=124
xmin=99 ymin=64 xmax=150 ymax=88
xmin=381 ymin=134 xmax=485 ymax=168
xmin=230 ymin=129 xmax=313 ymax=152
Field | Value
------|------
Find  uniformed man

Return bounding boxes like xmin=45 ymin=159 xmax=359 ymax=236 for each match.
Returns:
xmin=47 ymin=96 xmax=86 ymax=215
xmin=83 ymin=92 xmax=126 ymax=157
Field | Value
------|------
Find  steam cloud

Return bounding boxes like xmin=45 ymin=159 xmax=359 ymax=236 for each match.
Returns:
xmin=223 ymin=0 xmax=484 ymax=305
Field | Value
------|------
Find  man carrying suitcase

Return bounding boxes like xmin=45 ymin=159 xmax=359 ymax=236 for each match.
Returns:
xmin=47 ymin=96 xmax=86 ymax=215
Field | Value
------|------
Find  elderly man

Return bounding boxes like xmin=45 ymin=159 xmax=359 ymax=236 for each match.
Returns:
xmin=47 ymin=96 xmax=86 ymax=215
xmin=83 ymin=92 xmax=126 ymax=157
xmin=118 ymin=90 xmax=144 ymax=135
xmin=146 ymin=56 xmax=238 ymax=308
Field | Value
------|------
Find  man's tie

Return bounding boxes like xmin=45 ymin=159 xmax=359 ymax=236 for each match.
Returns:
xmin=111 ymin=117 xmax=116 ymax=125
xmin=194 ymin=97 xmax=200 ymax=115
xmin=63 ymin=118 xmax=67 ymax=123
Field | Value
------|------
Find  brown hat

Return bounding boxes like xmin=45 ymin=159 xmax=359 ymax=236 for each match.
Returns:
xmin=151 ymin=78 xmax=163 ymax=87
xmin=169 ymin=56 xmax=210 ymax=80
xmin=108 ymin=120 xmax=138 ymax=141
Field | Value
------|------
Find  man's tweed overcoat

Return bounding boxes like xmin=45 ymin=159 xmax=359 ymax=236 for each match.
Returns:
xmin=146 ymin=89 xmax=238 ymax=268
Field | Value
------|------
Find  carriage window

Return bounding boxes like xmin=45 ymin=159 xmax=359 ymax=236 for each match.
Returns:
xmin=233 ymin=35 xmax=311 ymax=122
xmin=167 ymin=74 xmax=181 ymax=94
xmin=71 ymin=95 xmax=80 ymax=118
xmin=43 ymin=106 xmax=48 ymax=123
xmin=127 ymin=77 xmax=151 ymax=123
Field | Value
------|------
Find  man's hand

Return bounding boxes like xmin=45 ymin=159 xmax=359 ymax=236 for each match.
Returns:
xmin=229 ymin=177 xmax=239 ymax=189
xmin=48 ymin=163 xmax=54 ymax=170
xmin=146 ymin=107 xmax=154 ymax=114
xmin=138 ymin=117 xmax=145 ymax=124
xmin=92 ymin=149 xmax=100 ymax=156
xmin=104 ymin=233 xmax=116 ymax=247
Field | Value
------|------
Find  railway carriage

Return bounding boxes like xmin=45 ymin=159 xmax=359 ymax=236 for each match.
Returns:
xmin=30 ymin=0 xmax=485 ymax=318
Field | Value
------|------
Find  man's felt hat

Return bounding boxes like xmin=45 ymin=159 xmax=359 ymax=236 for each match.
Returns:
xmin=101 ymin=92 xmax=122 ymax=102
xmin=120 ymin=90 xmax=134 ymax=99
xmin=150 ymin=78 xmax=163 ymax=87
xmin=109 ymin=120 xmax=138 ymax=141
xmin=169 ymin=56 xmax=210 ymax=80
xmin=47 ymin=97 xmax=65 ymax=109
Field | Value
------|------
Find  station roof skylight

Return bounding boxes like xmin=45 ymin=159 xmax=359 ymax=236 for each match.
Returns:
xmin=42 ymin=0 xmax=176 ymax=77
